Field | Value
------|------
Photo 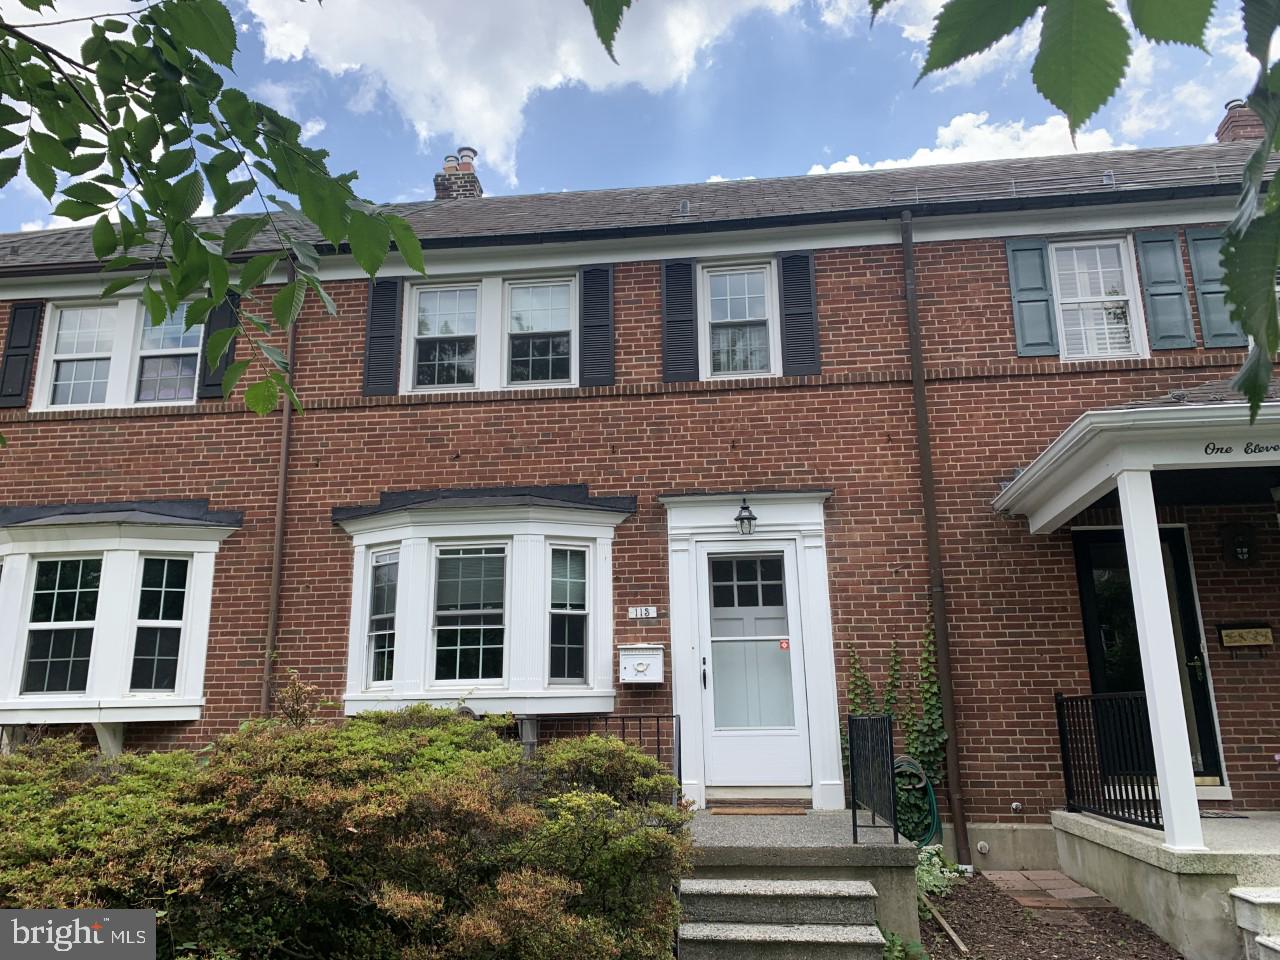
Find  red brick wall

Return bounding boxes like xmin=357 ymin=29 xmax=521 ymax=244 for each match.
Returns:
xmin=0 ymin=223 xmax=1275 ymax=818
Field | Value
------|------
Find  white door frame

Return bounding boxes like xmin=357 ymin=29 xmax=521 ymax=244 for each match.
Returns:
xmin=661 ymin=491 xmax=844 ymax=810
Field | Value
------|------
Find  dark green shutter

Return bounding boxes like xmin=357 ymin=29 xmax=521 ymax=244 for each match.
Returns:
xmin=579 ymin=264 xmax=615 ymax=386
xmin=1186 ymin=229 xmax=1247 ymax=347
xmin=363 ymin=278 xmax=403 ymax=396
xmin=197 ymin=294 xmax=240 ymax=400
xmin=0 ymin=301 xmax=43 ymax=408
xmin=1134 ymin=230 xmax=1195 ymax=349
xmin=661 ymin=259 xmax=698 ymax=382
xmin=1005 ymin=239 xmax=1058 ymax=356
xmin=778 ymin=251 xmax=821 ymax=376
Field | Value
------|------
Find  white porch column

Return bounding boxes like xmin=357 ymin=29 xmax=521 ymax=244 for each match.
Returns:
xmin=1116 ymin=470 xmax=1205 ymax=851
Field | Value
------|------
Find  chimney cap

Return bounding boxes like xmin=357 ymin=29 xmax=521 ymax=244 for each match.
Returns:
xmin=457 ymin=146 xmax=477 ymax=162
xmin=1225 ymin=98 xmax=1248 ymax=111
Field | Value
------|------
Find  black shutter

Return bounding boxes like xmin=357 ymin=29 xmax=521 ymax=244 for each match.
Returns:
xmin=778 ymin=251 xmax=821 ymax=375
xmin=579 ymin=264 xmax=615 ymax=387
xmin=661 ymin=259 xmax=698 ymax=382
xmin=1133 ymin=230 xmax=1195 ymax=349
xmin=1186 ymin=229 xmax=1247 ymax=347
xmin=1005 ymin=238 xmax=1059 ymax=356
xmin=363 ymin=278 xmax=403 ymax=396
xmin=197 ymin=293 xmax=241 ymax=400
xmin=0 ymin=300 xmax=44 ymax=408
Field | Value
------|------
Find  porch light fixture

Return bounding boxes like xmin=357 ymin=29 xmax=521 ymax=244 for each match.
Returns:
xmin=735 ymin=498 xmax=758 ymax=536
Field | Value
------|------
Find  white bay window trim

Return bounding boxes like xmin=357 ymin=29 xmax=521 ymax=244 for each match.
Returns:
xmin=340 ymin=504 xmax=622 ymax=715
xmin=31 ymin=298 xmax=205 ymax=413
xmin=0 ymin=522 xmax=232 ymax=724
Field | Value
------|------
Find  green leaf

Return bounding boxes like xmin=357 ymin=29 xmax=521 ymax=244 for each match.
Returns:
xmin=205 ymin=326 xmax=238 ymax=371
xmin=169 ymin=170 xmax=205 ymax=224
xmin=582 ymin=0 xmax=632 ymax=61
xmin=236 ymin=252 xmax=283 ymax=293
xmin=385 ymin=213 xmax=426 ymax=275
xmin=213 ymin=177 xmax=255 ymax=216
xmin=258 ymin=340 xmax=289 ymax=372
xmin=172 ymin=0 xmax=239 ymax=68
xmin=221 ymin=358 xmax=251 ymax=397
xmin=156 ymin=147 xmax=197 ymax=180
xmin=101 ymin=275 xmax=142 ymax=298
xmin=0 ymin=102 xmax=24 ymax=126
xmin=1223 ymin=208 xmax=1280 ymax=418
xmin=222 ymin=215 xmax=270 ymax=256
xmin=271 ymin=280 xmax=305 ymax=329
xmin=92 ymin=215 xmax=118 ymax=259
xmin=347 ymin=208 xmax=390 ymax=277
xmin=244 ymin=378 xmax=280 ymax=415
xmin=208 ymin=254 xmax=229 ymax=303
xmin=1032 ymin=0 xmax=1130 ymax=133
xmin=22 ymin=150 xmax=56 ymax=199
xmin=920 ymin=0 xmax=1042 ymax=80
xmin=0 ymin=156 xmax=19 ymax=189
xmin=64 ymin=181 xmax=116 ymax=205
xmin=52 ymin=199 xmax=105 ymax=222
xmin=0 ymin=128 xmax=22 ymax=152
xmin=1129 ymin=0 xmax=1213 ymax=47
xmin=143 ymin=285 xmax=169 ymax=324
xmin=133 ymin=115 xmax=161 ymax=154
xmin=1243 ymin=0 xmax=1280 ymax=65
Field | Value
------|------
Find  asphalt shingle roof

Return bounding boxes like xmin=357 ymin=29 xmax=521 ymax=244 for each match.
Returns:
xmin=1115 ymin=375 xmax=1280 ymax=409
xmin=0 ymin=141 xmax=1271 ymax=276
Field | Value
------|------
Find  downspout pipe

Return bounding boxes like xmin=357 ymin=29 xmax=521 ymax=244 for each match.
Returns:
xmin=899 ymin=210 xmax=972 ymax=865
xmin=260 ymin=263 xmax=299 ymax=715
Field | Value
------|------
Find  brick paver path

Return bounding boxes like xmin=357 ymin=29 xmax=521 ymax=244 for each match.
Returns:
xmin=981 ymin=870 xmax=1114 ymax=910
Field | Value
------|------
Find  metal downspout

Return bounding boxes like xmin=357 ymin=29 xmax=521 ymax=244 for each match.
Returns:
xmin=260 ymin=266 xmax=299 ymax=716
xmin=899 ymin=210 xmax=972 ymax=865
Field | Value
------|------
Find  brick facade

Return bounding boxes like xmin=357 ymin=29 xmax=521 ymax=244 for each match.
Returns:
xmin=1 ymin=219 xmax=1276 ymax=820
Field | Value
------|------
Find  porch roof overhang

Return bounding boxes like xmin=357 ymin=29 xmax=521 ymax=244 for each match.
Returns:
xmin=993 ymin=401 xmax=1280 ymax=534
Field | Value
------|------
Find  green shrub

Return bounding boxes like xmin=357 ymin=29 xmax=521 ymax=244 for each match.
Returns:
xmin=0 ymin=708 xmax=691 ymax=960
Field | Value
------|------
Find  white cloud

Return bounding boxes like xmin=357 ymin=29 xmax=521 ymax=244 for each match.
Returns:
xmin=706 ymin=174 xmax=757 ymax=182
xmin=299 ymin=118 xmax=327 ymax=143
xmin=242 ymin=0 xmax=798 ymax=184
xmin=808 ymin=111 xmax=1130 ymax=174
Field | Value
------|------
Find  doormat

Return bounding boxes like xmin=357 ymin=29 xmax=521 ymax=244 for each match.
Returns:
xmin=1200 ymin=810 xmax=1248 ymax=819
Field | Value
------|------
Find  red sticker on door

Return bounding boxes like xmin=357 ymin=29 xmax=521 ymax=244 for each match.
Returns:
xmin=779 ymin=639 xmax=790 ymax=650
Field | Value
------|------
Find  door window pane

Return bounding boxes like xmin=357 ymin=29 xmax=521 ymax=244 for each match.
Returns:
xmin=712 ymin=639 xmax=795 ymax=728
xmin=434 ymin=546 xmax=506 ymax=681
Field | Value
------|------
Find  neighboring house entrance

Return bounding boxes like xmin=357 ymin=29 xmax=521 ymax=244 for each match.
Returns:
xmin=698 ymin=545 xmax=811 ymax=788
xmin=1072 ymin=528 xmax=1223 ymax=784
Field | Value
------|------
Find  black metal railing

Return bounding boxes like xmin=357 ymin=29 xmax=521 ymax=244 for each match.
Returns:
xmin=537 ymin=714 xmax=682 ymax=800
xmin=847 ymin=713 xmax=898 ymax=844
xmin=1055 ymin=691 xmax=1162 ymax=830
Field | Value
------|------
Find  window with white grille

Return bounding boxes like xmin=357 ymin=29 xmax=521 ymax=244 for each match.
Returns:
xmin=1049 ymin=240 xmax=1147 ymax=360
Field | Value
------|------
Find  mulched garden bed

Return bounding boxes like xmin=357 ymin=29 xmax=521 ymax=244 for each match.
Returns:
xmin=920 ymin=875 xmax=1184 ymax=960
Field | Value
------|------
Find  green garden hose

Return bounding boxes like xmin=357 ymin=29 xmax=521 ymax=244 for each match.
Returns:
xmin=894 ymin=755 xmax=942 ymax=847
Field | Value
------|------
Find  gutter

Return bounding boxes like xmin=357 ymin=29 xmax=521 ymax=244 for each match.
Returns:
xmin=900 ymin=210 xmax=972 ymax=865
xmin=260 ymin=264 xmax=299 ymax=715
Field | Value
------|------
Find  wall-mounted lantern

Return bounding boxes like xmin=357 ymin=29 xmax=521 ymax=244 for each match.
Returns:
xmin=735 ymin=498 xmax=757 ymax=536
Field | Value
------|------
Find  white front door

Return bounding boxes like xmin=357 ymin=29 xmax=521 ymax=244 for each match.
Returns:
xmin=697 ymin=542 xmax=811 ymax=787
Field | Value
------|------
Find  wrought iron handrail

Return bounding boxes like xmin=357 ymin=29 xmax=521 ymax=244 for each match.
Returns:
xmin=1055 ymin=691 xmax=1162 ymax=830
xmin=847 ymin=713 xmax=898 ymax=844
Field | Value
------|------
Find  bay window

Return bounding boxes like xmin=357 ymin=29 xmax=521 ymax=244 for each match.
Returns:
xmin=337 ymin=487 xmax=631 ymax=715
xmin=0 ymin=502 xmax=239 ymax=726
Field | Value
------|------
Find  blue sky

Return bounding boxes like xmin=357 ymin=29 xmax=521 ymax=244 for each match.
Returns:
xmin=2 ymin=0 xmax=1259 ymax=232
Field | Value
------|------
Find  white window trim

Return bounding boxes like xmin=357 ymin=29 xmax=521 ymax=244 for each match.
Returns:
xmin=339 ymin=504 xmax=622 ymax=716
xmin=546 ymin=540 xmax=591 ymax=686
xmin=1047 ymin=236 xmax=1150 ymax=362
xmin=31 ymin=298 xmax=204 ymax=413
xmin=399 ymin=280 xmax=484 ymax=395
xmin=501 ymin=276 xmax=579 ymax=389
xmin=365 ymin=547 xmax=399 ymax=689
xmin=697 ymin=260 xmax=783 ymax=381
xmin=0 ymin=522 xmax=233 ymax=724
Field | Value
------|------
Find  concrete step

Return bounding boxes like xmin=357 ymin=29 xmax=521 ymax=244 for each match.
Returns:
xmin=680 ymin=878 xmax=878 ymax=925
xmin=1255 ymin=934 xmax=1280 ymax=960
xmin=1235 ymin=888 xmax=1280 ymax=937
xmin=678 ymin=921 xmax=885 ymax=960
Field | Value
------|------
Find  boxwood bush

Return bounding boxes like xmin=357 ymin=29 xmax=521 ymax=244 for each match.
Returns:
xmin=0 ymin=709 xmax=691 ymax=960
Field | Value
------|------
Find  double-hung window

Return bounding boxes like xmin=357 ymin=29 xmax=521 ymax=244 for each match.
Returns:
xmin=21 ymin=558 xmax=100 ymax=693
xmin=549 ymin=547 xmax=588 ymax=683
xmin=367 ymin=550 xmax=398 ymax=684
xmin=433 ymin=545 xmax=506 ymax=681
xmin=1049 ymin=240 xmax=1146 ymax=360
xmin=130 ymin=557 xmax=188 ymax=691
xmin=49 ymin=306 xmax=114 ymax=406
xmin=414 ymin=286 xmax=478 ymax=388
xmin=136 ymin=305 xmax=202 ymax=403
xmin=507 ymin=280 xmax=573 ymax=384
xmin=697 ymin=263 xmax=781 ymax=378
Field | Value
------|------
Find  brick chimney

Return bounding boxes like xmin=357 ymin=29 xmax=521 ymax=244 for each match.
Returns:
xmin=1216 ymin=100 xmax=1266 ymax=143
xmin=433 ymin=146 xmax=483 ymax=200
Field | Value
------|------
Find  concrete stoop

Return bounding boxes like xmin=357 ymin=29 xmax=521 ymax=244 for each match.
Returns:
xmin=678 ymin=879 xmax=885 ymax=959
xmin=1233 ymin=888 xmax=1280 ymax=960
